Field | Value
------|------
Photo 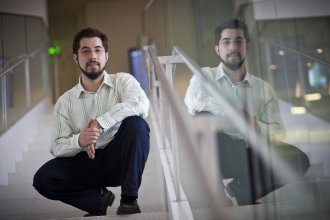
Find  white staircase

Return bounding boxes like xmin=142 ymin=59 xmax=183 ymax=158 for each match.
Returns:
xmin=0 ymin=109 xmax=169 ymax=220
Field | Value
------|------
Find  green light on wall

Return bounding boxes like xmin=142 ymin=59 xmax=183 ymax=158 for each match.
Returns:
xmin=48 ymin=46 xmax=61 ymax=55
xmin=48 ymin=47 xmax=56 ymax=55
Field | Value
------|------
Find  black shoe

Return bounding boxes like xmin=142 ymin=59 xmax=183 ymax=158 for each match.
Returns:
xmin=84 ymin=188 xmax=115 ymax=217
xmin=116 ymin=200 xmax=141 ymax=215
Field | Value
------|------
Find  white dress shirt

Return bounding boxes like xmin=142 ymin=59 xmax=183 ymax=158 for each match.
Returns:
xmin=51 ymin=72 xmax=149 ymax=157
xmin=184 ymin=63 xmax=285 ymax=141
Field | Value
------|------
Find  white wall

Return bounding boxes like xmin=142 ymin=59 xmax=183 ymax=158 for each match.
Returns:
xmin=0 ymin=0 xmax=48 ymax=27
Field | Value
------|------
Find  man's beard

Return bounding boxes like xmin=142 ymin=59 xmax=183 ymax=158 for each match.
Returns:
xmin=221 ymin=53 xmax=245 ymax=71
xmin=79 ymin=61 xmax=106 ymax=80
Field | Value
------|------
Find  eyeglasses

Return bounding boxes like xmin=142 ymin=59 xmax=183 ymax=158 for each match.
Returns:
xmin=220 ymin=39 xmax=246 ymax=47
xmin=79 ymin=47 xmax=105 ymax=56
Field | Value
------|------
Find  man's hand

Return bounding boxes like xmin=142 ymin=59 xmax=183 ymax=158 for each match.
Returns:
xmin=79 ymin=119 xmax=102 ymax=159
xmin=86 ymin=144 xmax=96 ymax=160
xmin=89 ymin=119 xmax=103 ymax=131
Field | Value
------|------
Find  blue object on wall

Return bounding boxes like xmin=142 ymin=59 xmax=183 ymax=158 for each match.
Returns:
xmin=128 ymin=48 xmax=149 ymax=92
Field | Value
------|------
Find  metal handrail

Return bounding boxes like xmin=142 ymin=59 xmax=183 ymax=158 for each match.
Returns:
xmin=148 ymin=39 xmax=314 ymax=219
xmin=0 ymin=43 xmax=47 ymax=78
xmin=261 ymin=38 xmax=330 ymax=67
xmin=0 ymin=42 xmax=48 ymax=135
xmin=147 ymin=46 xmax=231 ymax=219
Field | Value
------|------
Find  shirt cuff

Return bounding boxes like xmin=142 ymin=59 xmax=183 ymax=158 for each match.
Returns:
xmin=97 ymin=112 xmax=116 ymax=130
xmin=72 ymin=133 xmax=83 ymax=149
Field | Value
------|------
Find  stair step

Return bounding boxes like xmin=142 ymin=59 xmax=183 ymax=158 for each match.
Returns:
xmin=2 ymin=113 xmax=168 ymax=220
xmin=0 ymin=211 xmax=83 ymax=220
xmin=0 ymin=195 xmax=168 ymax=220
xmin=27 ymin=138 xmax=52 ymax=150
xmin=0 ymin=184 xmax=43 ymax=200
xmin=0 ymin=197 xmax=84 ymax=219
xmin=17 ymin=149 xmax=52 ymax=162
xmin=55 ymin=211 xmax=169 ymax=220
xmin=0 ymin=179 xmax=166 ymax=216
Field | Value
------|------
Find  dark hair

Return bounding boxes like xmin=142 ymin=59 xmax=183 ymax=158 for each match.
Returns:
xmin=214 ymin=18 xmax=250 ymax=45
xmin=72 ymin=27 xmax=108 ymax=54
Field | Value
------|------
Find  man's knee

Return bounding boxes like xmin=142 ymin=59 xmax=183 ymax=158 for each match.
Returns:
xmin=33 ymin=164 xmax=56 ymax=200
xmin=33 ymin=166 xmax=43 ymax=188
xmin=122 ymin=116 xmax=150 ymax=134
xmin=33 ymin=168 xmax=48 ymax=197
xmin=119 ymin=116 xmax=150 ymax=156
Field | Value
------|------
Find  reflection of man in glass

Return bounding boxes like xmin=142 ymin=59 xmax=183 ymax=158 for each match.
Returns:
xmin=185 ymin=19 xmax=310 ymax=205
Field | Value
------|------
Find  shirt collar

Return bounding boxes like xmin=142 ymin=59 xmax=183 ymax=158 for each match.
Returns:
xmin=216 ymin=62 xmax=252 ymax=85
xmin=75 ymin=71 xmax=113 ymax=97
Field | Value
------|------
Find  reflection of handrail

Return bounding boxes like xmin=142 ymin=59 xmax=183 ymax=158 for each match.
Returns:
xmin=148 ymin=46 xmax=232 ymax=219
xmin=172 ymin=46 xmax=255 ymax=142
xmin=0 ymin=43 xmax=47 ymax=78
xmin=171 ymin=46 xmax=303 ymax=203
xmin=149 ymin=44 xmax=310 ymax=219
xmin=234 ymin=1 xmax=330 ymax=67
xmin=261 ymin=38 xmax=330 ymax=67
xmin=143 ymin=0 xmax=156 ymax=11
xmin=147 ymin=47 xmax=193 ymax=220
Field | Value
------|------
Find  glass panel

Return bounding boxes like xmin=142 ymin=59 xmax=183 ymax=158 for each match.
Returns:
xmin=296 ymin=17 xmax=330 ymax=63
xmin=0 ymin=76 xmax=4 ymax=134
xmin=193 ymin=1 xmax=330 ymax=220
xmin=2 ymin=14 xmax=26 ymax=64
xmin=0 ymin=14 xmax=3 ymax=70
xmin=26 ymin=17 xmax=44 ymax=51
xmin=143 ymin=0 xmax=168 ymax=55
xmin=173 ymin=64 xmax=193 ymax=98
xmin=30 ymin=53 xmax=45 ymax=105
xmin=193 ymin=0 xmax=234 ymax=67
xmin=0 ymin=13 xmax=49 ymax=135
xmin=6 ymin=63 xmax=28 ymax=127
xmin=144 ymin=0 xmax=330 ymax=219
xmin=177 ymin=129 xmax=219 ymax=219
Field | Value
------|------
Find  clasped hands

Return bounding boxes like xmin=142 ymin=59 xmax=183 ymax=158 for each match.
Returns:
xmin=78 ymin=119 xmax=103 ymax=159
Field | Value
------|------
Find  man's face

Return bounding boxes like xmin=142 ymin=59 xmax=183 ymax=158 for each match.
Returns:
xmin=215 ymin=28 xmax=249 ymax=70
xmin=73 ymin=37 xmax=109 ymax=80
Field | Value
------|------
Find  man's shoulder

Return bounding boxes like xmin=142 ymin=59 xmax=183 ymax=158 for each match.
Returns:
xmin=201 ymin=66 xmax=217 ymax=73
xmin=200 ymin=66 xmax=218 ymax=79
xmin=55 ymin=85 xmax=78 ymax=105
xmin=107 ymin=72 xmax=134 ymax=81
xmin=248 ymin=73 xmax=268 ymax=84
xmin=248 ymin=73 xmax=275 ymax=92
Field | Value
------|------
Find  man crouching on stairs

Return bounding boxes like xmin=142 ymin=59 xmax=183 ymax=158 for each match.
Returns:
xmin=33 ymin=27 xmax=150 ymax=217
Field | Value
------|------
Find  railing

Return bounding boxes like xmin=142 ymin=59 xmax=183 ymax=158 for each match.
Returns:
xmin=0 ymin=13 xmax=49 ymax=135
xmin=263 ymin=39 xmax=330 ymax=67
xmin=146 ymin=44 xmax=271 ymax=219
xmin=145 ymin=44 xmax=321 ymax=219
xmin=142 ymin=1 xmax=329 ymax=219
xmin=0 ymin=43 xmax=48 ymax=135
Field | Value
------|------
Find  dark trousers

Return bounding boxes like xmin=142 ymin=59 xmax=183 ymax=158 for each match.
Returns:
xmin=217 ymin=132 xmax=310 ymax=205
xmin=33 ymin=116 xmax=150 ymax=214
